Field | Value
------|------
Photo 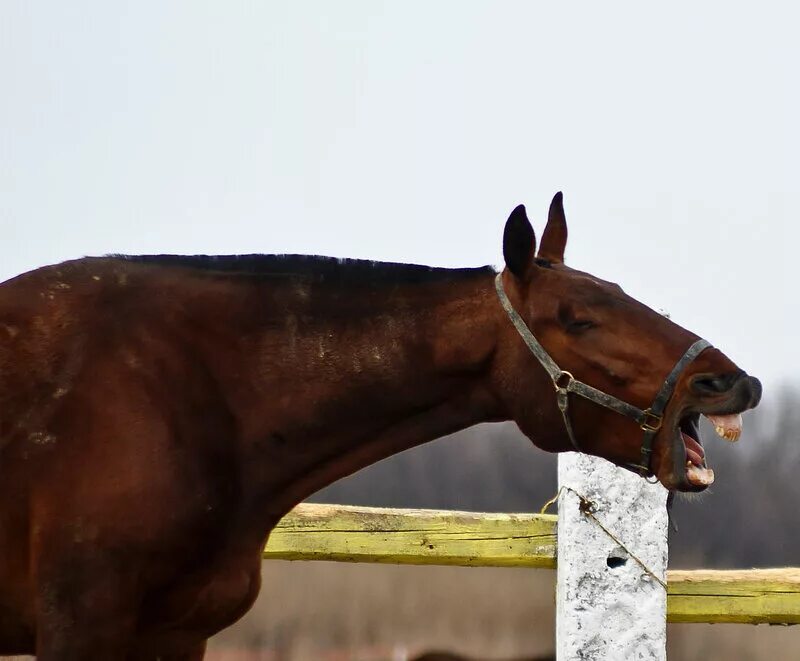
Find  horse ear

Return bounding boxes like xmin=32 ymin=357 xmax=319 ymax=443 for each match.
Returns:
xmin=503 ymin=204 xmax=537 ymax=281
xmin=538 ymin=191 xmax=568 ymax=264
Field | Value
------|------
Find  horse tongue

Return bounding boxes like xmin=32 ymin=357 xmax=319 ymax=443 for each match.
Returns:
xmin=682 ymin=432 xmax=714 ymax=486
xmin=682 ymin=432 xmax=705 ymax=466
xmin=705 ymin=413 xmax=743 ymax=442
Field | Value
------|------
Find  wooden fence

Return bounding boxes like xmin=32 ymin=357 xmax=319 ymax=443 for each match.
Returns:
xmin=262 ymin=502 xmax=800 ymax=625
xmin=261 ymin=453 xmax=798 ymax=660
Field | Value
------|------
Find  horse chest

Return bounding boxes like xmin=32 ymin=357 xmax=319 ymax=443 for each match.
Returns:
xmin=145 ymin=556 xmax=263 ymax=640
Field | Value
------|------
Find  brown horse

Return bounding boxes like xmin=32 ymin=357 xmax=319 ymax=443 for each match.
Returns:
xmin=0 ymin=194 xmax=761 ymax=659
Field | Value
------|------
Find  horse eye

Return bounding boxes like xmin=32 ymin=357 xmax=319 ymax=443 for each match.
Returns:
xmin=556 ymin=303 xmax=597 ymax=334
xmin=566 ymin=319 xmax=596 ymax=334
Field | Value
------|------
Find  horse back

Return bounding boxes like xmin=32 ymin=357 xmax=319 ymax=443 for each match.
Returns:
xmin=0 ymin=257 xmax=245 ymax=558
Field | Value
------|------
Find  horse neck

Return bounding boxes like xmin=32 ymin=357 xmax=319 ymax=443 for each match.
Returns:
xmin=231 ymin=271 xmax=503 ymax=513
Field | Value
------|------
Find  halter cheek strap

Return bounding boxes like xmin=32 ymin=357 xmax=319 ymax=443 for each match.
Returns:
xmin=495 ymin=273 xmax=711 ymax=476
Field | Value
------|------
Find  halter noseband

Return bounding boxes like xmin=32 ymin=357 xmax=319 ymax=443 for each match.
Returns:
xmin=495 ymin=273 xmax=711 ymax=476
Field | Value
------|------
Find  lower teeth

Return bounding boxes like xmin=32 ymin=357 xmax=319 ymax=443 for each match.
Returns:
xmin=686 ymin=464 xmax=715 ymax=485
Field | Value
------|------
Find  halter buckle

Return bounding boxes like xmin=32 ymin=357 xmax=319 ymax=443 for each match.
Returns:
xmin=640 ymin=409 xmax=663 ymax=432
xmin=553 ymin=371 xmax=574 ymax=391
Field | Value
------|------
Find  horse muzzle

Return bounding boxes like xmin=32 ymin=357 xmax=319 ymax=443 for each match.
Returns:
xmin=689 ymin=371 xmax=762 ymax=412
xmin=661 ymin=371 xmax=762 ymax=492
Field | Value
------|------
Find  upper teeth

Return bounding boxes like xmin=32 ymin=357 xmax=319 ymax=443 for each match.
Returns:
xmin=714 ymin=425 xmax=740 ymax=442
xmin=707 ymin=413 xmax=743 ymax=443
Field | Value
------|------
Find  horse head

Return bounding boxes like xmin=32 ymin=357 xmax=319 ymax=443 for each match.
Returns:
xmin=493 ymin=193 xmax=761 ymax=492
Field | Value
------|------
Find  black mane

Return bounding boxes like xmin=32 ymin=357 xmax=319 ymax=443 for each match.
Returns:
xmin=113 ymin=253 xmax=495 ymax=285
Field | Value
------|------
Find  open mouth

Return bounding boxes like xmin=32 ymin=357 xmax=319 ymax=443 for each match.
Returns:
xmin=678 ymin=411 xmax=743 ymax=488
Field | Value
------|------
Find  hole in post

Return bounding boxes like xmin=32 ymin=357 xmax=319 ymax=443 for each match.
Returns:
xmin=606 ymin=545 xmax=628 ymax=569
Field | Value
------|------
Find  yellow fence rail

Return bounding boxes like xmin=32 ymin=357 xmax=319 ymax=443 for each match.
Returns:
xmin=263 ymin=503 xmax=557 ymax=568
xmin=263 ymin=503 xmax=800 ymax=625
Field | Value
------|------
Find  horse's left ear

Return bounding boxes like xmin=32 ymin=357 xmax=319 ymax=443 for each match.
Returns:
xmin=503 ymin=204 xmax=537 ymax=281
xmin=538 ymin=191 xmax=568 ymax=264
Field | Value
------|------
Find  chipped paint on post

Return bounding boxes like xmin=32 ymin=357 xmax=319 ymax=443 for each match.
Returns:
xmin=556 ymin=453 xmax=668 ymax=660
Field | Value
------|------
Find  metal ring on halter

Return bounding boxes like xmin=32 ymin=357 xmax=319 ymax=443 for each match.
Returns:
xmin=554 ymin=371 xmax=574 ymax=391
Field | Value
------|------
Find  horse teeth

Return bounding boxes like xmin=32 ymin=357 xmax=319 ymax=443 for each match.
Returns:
xmin=714 ymin=424 xmax=740 ymax=442
xmin=686 ymin=464 xmax=715 ymax=486
xmin=724 ymin=429 xmax=740 ymax=442
xmin=707 ymin=414 xmax=743 ymax=443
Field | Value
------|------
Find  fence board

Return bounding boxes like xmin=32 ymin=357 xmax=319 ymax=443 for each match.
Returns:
xmin=263 ymin=503 xmax=557 ymax=568
xmin=667 ymin=569 xmax=800 ymax=624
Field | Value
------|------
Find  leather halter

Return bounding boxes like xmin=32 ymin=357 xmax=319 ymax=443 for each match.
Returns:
xmin=495 ymin=273 xmax=711 ymax=476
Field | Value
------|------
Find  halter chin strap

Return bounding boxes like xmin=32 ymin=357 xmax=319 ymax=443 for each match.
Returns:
xmin=495 ymin=273 xmax=711 ymax=476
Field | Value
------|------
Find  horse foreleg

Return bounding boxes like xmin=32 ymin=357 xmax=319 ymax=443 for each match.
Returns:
xmin=161 ymin=641 xmax=207 ymax=661
xmin=33 ymin=554 xmax=142 ymax=660
xmin=129 ymin=641 xmax=208 ymax=661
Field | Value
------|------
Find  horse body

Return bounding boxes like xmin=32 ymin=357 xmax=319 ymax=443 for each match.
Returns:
xmin=0 ymin=196 xmax=762 ymax=658
xmin=0 ymin=256 xmax=504 ymax=657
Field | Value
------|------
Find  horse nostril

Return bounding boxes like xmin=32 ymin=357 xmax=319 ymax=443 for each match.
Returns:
xmin=746 ymin=376 xmax=763 ymax=408
xmin=690 ymin=371 xmax=743 ymax=396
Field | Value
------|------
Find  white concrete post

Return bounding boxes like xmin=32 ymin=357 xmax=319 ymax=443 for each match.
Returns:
xmin=556 ymin=452 xmax=668 ymax=661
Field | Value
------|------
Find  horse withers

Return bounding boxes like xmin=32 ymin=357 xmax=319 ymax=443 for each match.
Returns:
xmin=0 ymin=194 xmax=761 ymax=659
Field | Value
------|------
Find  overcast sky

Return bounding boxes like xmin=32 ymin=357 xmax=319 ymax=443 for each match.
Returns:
xmin=1 ymin=2 xmax=796 ymax=401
